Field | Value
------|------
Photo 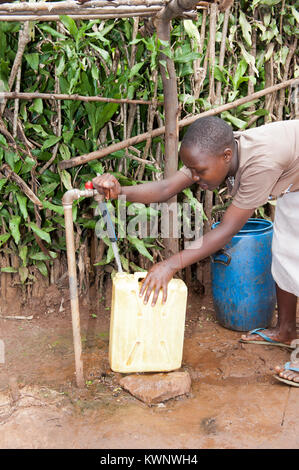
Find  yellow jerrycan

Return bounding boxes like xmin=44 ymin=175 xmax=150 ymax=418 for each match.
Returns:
xmin=109 ymin=272 xmax=188 ymax=373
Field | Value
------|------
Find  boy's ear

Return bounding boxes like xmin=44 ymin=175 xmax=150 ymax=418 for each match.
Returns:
xmin=223 ymin=148 xmax=233 ymax=163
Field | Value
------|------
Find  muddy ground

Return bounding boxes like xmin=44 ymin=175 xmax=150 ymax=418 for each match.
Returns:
xmin=0 ymin=280 xmax=298 ymax=450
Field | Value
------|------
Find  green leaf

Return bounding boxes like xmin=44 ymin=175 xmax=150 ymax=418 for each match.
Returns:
xmin=232 ymin=58 xmax=248 ymax=90
xmin=29 ymin=251 xmax=57 ymax=261
xmin=0 ymin=232 xmax=10 ymax=247
xmin=42 ymin=135 xmax=61 ymax=150
xmin=239 ymin=44 xmax=259 ymax=76
xmin=86 ymin=31 xmax=110 ymax=45
xmin=214 ymin=65 xmax=229 ymax=85
xmin=4 ymin=150 xmax=19 ymax=171
xmin=56 ymin=54 xmax=65 ymax=76
xmin=0 ymin=134 xmax=8 ymax=147
xmin=39 ymin=24 xmax=67 ymax=39
xmin=119 ymin=255 xmax=129 ymax=272
xmin=25 ymin=124 xmax=48 ymax=137
xmin=38 ymin=182 xmax=59 ymax=199
xmin=9 ymin=215 xmax=21 ymax=244
xmin=59 ymin=15 xmax=78 ymax=40
xmin=25 ymin=53 xmax=39 ymax=71
xmin=127 ymin=235 xmax=153 ymax=262
xmin=19 ymin=245 xmax=27 ymax=266
xmin=91 ymin=62 xmax=99 ymax=80
xmin=129 ymin=62 xmax=144 ymax=79
xmin=42 ymin=200 xmax=64 ymax=216
xmin=1 ymin=267 xmax=18 ymax=273
xmin=30 ymin=98 xmax=43 ymax=114
xmin=174 ymin=52 xmax=201 ymax=63
xmin=18 ymin=266 xmax=28 ymax=284
xmin=59 ymin=143 xmax=71 ymax=161
xmin=159 ymin=60 xmax=168 ymax=77
xmin=59 ymin=169 xmax=72 ymax=190
xmin=129 ymin=262 xmax=146 ymax=273
xmin=183 ymin=19 xmax=201 ymax=48
xmin=0 ymin=178 xmax=7 ymax=191
xmin=20 ymin=156 xmax=36 ymax=175
xmin=28 ymin=222 xmax=51 ymax=244
xmin=88 ymin=160 xmax=104 ymax=175
xmin=179 ymin=94 xmax=195 ymax=104
xmin=222 ymin=111 xmax=247 ymax=130
xmin=239 ymin=11 xmax=252 ymax=47
xmin=291 ymin=6 xmax=299 ymax=24
xmin=254 ymin=109 xmax=270 ymax=116
xmin=259 ymin=0 xmax=281 ymax=5
xmin=89 ymin=44 xmax=111 ymax=65
xmin=36 ymin=260 xmax=48 ymax=277
xmin=16 ymin=193 xmax=28 ymax=219
xmin=265 ymin=43 xmax=275 ymax=62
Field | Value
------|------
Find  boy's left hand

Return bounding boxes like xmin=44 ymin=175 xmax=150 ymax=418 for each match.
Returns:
xmin=139 ymin=260 xmax=177 ymax=307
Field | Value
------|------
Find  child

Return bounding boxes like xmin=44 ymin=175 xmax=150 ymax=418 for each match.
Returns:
xmin=92 ymin=116 xmax=299 ymax=386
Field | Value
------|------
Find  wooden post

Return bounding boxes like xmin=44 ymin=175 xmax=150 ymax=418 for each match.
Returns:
xmin=154 ymin=0 xmax=199 ymax=257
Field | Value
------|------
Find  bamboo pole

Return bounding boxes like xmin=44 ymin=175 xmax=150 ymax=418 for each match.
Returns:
xmin=216 ymin=5 xmax=230 ymax=103
xmin=208 ymin=3 xmax=217 ymax=104
xmin=0 ymin=1 xmax=218 ymax=21
xmin=0 ymin=2 xmax=166 ymax=21
xmin=0 ymin=0 xmax=166 ymax=11
xmin=0 ymin=91 xmax=161 ymax=106
xmin=0 ymin=12 xmax=161 ymax=22
xmin=59 ymin=78 xmax=298 ymax=170
xmin=0 ymin=21 xmax=30 ymax=115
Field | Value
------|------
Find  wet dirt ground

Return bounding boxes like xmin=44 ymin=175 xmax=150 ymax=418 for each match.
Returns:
xmin=0 ymin=282 xmax=298 ymax=450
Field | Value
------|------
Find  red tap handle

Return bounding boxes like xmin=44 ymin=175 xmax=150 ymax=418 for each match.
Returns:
xmin=85 ymin=181 xmax=94 ymax=190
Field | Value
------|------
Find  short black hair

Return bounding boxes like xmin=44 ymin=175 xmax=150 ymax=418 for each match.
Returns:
xmin=181 ymin=116 xmax=234 ymax=155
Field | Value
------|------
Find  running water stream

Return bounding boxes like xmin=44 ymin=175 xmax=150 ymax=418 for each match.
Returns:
xmin=97 ymin=200 xmax=123 ymax=273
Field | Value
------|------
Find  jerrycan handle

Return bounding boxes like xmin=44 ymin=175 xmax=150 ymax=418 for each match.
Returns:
xmin=134 ymin=272 xmax=147 ymax=294
xmin=211 ymin=249 xmax=231 ymax=266
xmin=133 ymin=272 xmax=165 ymax=310
xmin=134 ymin=272 xmax=147 ymax=282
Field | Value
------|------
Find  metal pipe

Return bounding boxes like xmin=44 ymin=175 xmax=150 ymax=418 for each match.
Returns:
xmin=62 ymin=187 xmax=96 ymax=388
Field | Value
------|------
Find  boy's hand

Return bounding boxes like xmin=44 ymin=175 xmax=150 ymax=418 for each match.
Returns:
xmin=139 ymin=260 xmax=177 ymax=307
xmin=92 ymin=174 xmax=121 ymax=200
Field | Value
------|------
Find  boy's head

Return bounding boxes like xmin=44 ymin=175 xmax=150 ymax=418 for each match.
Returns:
xmin=180 ymin=116 xmax=235 ymax=191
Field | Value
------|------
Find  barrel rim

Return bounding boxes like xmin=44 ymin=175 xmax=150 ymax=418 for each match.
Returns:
xmin=212 ymin=218 xmax=273 ymax=235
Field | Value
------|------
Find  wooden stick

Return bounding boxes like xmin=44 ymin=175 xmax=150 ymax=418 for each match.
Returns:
xmin=0 ymin=6 xmax=162 ymax=15
xmin=0 ymin=315 xmax=33 ymax=320
xmin=1 ymin=164 xmax=43 ymax=207
xmin=0 ymin=0 xmax=166 ymax=11
xmin=0 ymin=21 xmax=30 ymax=115
xmin=0 ymin=91 xmax=162 ymax=106
xmin=216 ymin=5 xmax=230 ymax=103
xmin=59 ymin=78 xmax=298 ymax=170
xmin=0 ymin=6 xmax=163 ymax=21
xmin=208 ymin=3 xmax=217 ymax=105
xmin=0 ymin=13 xmax=159 ymax=22
xmin=0 ymin=4 xmax=164 ymax=14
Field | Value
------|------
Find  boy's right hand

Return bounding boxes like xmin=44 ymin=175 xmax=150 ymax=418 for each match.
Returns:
xmin=92 ymin=174 xmax=121 ymax=200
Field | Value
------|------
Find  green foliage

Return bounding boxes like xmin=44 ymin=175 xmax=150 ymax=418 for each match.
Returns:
xmin=0 ymin=4 xmax=296 ymax=281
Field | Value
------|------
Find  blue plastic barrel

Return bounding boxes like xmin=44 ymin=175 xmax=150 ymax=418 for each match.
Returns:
xmin=210 ymin=218 xmax=276 ymax=332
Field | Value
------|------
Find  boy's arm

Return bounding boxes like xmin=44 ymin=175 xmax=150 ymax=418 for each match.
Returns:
xmin=92 ymin=171 xmax=193 ymax=204
xmin=140 ymin=203 xmax=255 ymax=305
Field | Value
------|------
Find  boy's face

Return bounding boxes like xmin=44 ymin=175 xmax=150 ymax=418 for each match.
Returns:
xmin=180 ymin=145 xmax=232 ymax=191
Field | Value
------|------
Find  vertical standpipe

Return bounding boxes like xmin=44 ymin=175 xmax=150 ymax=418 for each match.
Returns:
xmin=62 ymin=186 xmax=97 ymax=388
